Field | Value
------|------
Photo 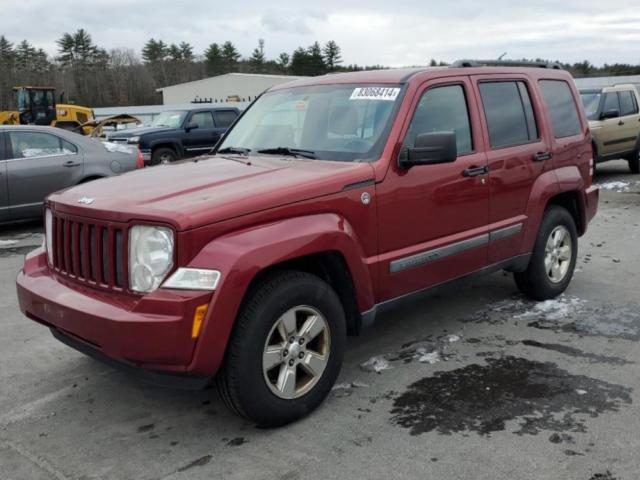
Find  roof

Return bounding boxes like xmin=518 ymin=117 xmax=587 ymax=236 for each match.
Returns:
xmin=157 ymin=73 xmax=308 ymax=92
xmin=269 ymin=65 xmax=572 ymax=91
xmin=93 ymin=102 xmax=250 ymax=120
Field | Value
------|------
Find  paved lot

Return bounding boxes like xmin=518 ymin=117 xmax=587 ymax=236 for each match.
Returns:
xmin=1 ymin=160 xmax=639 ymax=480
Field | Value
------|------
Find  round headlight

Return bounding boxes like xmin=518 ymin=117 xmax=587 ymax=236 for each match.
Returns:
xmin=129 ymin=225 xmax=174 ymax=292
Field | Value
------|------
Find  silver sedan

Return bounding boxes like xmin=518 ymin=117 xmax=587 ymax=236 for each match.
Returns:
xmin=0 ymin=125 xmax=142 ymax=222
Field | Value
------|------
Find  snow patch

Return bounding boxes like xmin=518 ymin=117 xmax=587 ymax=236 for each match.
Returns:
xmin=0 ymin=240 xmax=19 ymax=247
xmin=417 ymin=350 xmax=440 ymax=364
xmin=513 ymin=296 xmax=586 ymax=321
xmin=360 ymin=356 xmax=392 ymax=373
xmin=597 ymin=181 xmax=630 ymax=192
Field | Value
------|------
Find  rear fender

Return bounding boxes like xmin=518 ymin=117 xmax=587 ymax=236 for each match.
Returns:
xmin=185 ymin=213 xmax=374 ymax=376
xmin=520 ymin=166 xmax=588 ymax=252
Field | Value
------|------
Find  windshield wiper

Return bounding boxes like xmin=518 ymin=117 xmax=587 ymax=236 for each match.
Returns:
xmin=217 ymin=147 xmax=251 ymax=155
xmin=257 ymin=147 xmax=316 ymax=159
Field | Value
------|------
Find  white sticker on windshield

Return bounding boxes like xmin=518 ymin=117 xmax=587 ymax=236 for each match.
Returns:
xmin=350 ymin=87 xmax=400 ymax=101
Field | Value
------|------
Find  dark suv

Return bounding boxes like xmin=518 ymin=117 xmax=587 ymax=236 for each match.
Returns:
xmin=109 ymin=107 xmax=240 ymax=165
xmin=18 ymin=60 xmax=598 ymax=426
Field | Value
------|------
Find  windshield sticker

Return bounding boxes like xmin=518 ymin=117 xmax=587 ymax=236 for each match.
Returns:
xmin=350 ymin=87 xmax=400 ymax=101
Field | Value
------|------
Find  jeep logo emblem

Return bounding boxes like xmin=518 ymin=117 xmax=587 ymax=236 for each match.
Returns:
xmin=78 ymin=197 xmax=94 ymax=205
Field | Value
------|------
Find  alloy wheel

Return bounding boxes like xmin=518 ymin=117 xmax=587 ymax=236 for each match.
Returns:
xmin=262 ymin=305 xmax=331 ymax=399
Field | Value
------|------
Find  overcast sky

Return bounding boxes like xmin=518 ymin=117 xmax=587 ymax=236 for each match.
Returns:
xmin=2 ymin=0 xmax=639 ymax=67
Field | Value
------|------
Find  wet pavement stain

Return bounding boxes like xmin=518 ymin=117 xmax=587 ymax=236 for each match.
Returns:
xmin=527 ymin=305 xmax=640 ymax=341
xmin=176 ymin=455 xmax=212 ymax=472
xmin=521 ymin=340 xmax=631 ymax=365
xmin=460 ymin=296 xmax=640 ymax=341
xmin=0 ymin=245 xmax=38 ymax=258
xmin=588 ymin=472 xmax=617 ymax=480
xmin=390 ymin=356 xmax=631 ymax=436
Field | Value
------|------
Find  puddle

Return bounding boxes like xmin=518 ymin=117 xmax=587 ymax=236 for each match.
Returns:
xmin=390 ymin=356 xmax=631 ymax=436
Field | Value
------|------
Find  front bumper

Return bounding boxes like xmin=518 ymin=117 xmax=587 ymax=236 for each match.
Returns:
xmin=17 ymin=248 xmax=213 ymax=379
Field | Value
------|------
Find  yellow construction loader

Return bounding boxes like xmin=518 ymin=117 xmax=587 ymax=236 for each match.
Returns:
xmin=0 ymin=86 xmax=94 ymax=135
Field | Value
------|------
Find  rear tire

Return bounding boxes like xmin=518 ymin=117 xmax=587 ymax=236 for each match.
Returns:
xmin=629 ymin=150 xmax=640 ymax=174
xmin=151 ymin=147 xmax=178 ymax=165
xmin=514 ymin=206 xmax=578 ymax=300
xmin=217 ymin=271 xmax=346 ymax=427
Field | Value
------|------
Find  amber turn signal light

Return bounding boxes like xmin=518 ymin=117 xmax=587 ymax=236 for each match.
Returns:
xmin=191 ymin=304 xmax=209 ymax=339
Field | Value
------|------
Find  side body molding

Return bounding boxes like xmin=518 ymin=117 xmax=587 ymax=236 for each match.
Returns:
xmin=185 ymin=213 xmax=375 ymax=376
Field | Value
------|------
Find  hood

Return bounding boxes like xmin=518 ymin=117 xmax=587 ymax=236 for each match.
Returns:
xmin=49 ymin=155 xmax=375 ymax=230
xmin=108 ymin=125 xmax=175 ymax=139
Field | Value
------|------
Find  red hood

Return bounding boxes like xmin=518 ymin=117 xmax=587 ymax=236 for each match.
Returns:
xmin=49 ymin=155 xmax=375 ymax=230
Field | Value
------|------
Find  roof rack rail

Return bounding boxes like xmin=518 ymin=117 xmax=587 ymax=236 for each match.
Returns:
xmin=452 ymin=59 xmax=562 ymax=70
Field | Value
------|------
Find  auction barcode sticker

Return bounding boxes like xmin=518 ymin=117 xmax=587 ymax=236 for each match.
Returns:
xmin=350 ymin=87 xmax=400 ymax=101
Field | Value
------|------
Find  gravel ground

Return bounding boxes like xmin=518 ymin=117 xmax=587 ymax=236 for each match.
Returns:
xmin=0 ymin=160 xmax=638 ymax=480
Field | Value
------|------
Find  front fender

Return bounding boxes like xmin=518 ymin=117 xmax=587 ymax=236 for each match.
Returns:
xmin=185 ymin=213 xmax=375 ymax=376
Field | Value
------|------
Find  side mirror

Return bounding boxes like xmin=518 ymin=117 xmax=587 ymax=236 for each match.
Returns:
xmin=399 ymin=131 xmax=458 ymax=168
xmin=185 ymin=122 xmax=199 ymax=132
xmin=600 ymin=109 xmax=619 ymax=120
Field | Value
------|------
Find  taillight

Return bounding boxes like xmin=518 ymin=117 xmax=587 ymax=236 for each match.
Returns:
xmin=135 ymin=149 xmax=144 ymax=169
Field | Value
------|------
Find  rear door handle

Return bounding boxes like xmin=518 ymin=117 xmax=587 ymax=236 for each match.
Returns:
xmin=462 ymin=165 xmax=489 ymax=177
xmin=618 ymin=120 xmax=625 ymax=126
xmin=63 ymin=160 xmax=81 ymax=167
xmin=533 ymin=152 xmax=552 ymax=162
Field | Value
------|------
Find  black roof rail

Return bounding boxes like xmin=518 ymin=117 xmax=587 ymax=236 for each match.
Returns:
xmin=452 ymin=59 xmax=563 ymax=70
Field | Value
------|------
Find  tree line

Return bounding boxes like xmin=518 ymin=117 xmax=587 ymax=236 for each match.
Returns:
xmin=0 ymin=30 xmax=381 ymax=109
xmin=1 ymin=29 xmax=639 ymax=110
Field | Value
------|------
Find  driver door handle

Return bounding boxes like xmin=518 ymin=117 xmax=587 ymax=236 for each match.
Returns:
xmin=463 ymin=165 xmax=489 ymax=177
xmin=533 ymin=151 xmax=552 ymax=162
xmin=63 ymin=160 xmax=81 ymax=167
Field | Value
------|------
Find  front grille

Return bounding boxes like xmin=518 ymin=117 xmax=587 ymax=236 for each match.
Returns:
xmin=51 ymin=213 xmax=128 ymax=290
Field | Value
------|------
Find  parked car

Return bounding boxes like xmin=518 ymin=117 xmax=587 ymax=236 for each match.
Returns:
xmin=17 ymin=61 xmax=598 ymax=426
xmin=579 ymin=84 xmax=640 ymax=173
xmin=1 ymin=125 xmax=143 ymax=222
xmin=107 ymin=107 xmax=240 ymax=165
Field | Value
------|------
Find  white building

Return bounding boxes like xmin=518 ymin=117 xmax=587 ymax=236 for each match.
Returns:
xmin=573 ymin=75 xmax=640 ymax=90
xmin=156 ymin=73 xmax=307 ymax=105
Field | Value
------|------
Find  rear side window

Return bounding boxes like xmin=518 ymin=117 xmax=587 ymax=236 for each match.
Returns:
xmin=213 ymin=110 xmax=238 ymax=128
xmin=479 ymin=81 xmax=538 ymax=148
xmin=403 ymin=84 xmax=473 ymax=155
xmin=539 ymin=80 xmax=582 ymax=138
xmin=619 ymin=91 xmax=638 ymax=116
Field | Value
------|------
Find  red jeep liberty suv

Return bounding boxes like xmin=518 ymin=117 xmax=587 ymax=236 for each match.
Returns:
xmin=17 ymin=60 xmax=599 ymax=426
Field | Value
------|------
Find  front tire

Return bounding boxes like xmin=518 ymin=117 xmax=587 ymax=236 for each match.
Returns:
xmin=217 ymin=271 xmax=346 ymax=427
xmin=514 ymin=206 xmax=578 ymax=300
xmin=151 ymin=147 xmax=178 ymax=165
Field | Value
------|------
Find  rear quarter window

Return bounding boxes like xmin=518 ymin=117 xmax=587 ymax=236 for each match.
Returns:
xmin=538 ymin=80 xmax=582 ymax=138
xmin=213 ymin=110 xmax=238 ymax=128
xmin=478 ymin=81 xmax=539 ymax=148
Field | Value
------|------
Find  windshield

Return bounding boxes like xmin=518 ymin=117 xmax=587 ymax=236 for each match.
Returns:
xmin=151 ymin=110 xmax=187 ymax=128
xmin=218 ymin=84 xmax=403 ymax=162
xmin=580 ymin=91 xmax=602 ymax=120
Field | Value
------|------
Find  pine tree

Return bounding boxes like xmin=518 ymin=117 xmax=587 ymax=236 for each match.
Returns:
xmin=141 ymin=38 xmax=168 ymax=63
xmin=277 ymin=52 xmax=290 ymax=73
xmin=323 ymin=40 xmax=342 ymax=72
xmin=204 ymin=43 xmax=224 ymax=76
xmin=289 ymin=47 xmax=309 ymax=76
xmin=56 ymin=29 xmax=104 ymax=67
xmin=221 ymin=41 xmax=240 ymax=72
xmin=307 ymin=42 xmax=326 ymax=75
xmin=249 ymin=39 xmax=266 ymax=72
xmin=179 ymin=42 xmax=194 ymax=62
xmin=0 ymin=35 xmax=14 ymax=66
